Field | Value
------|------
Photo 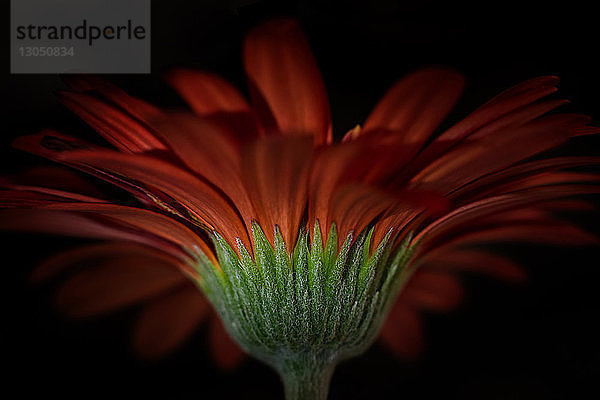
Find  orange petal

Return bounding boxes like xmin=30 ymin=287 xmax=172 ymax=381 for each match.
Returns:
xmin=148 ymin=112 xmax=256 ymax=228
xmin=329 ymin=183 xmax=398 ymax=243
xmin=244 ymin=18 xmax=331 ymax=144
xmin=57 ymin=91 xmax=166 ymax=153
xmin=422 ymin=249 xmax=526 ymax=282
xmin=133 ymin=285 xmax=209 ymax=359
xmin=42 ymin=202 xmax=217 ymax=264
xmin=209 ymin=317 xmax=245 ymax=371
xmin=0 ymin=189 xmax=103 ymax=207
xmin=0 ymin=208 xmax=148 ymax=243
xmin=538 ymin=199 xmax=597 ymax=213
xmin=379 ymin=301 xmax=423 ymax=360
xmin=13 ymin=130 xmax=98 ymax=158
xmin=62 ymin=74 xmax=164 ymax=123
xmin=241 ymin=136 xmax=313 ymax=247
xmin=2 ymin=166 xmax=105 ymax=198
xmin=166 ymin=69 xmax=251 ymax=115
xmin=411 ymin=119 xmax=575 ymax=193
xmin=438 ymin=75 xmax=560 ymax=142
xmin=57 ymin=150 xmax=250 ymax=248
xmin=363 ymin=68 xmax=464 ymax=147
xmin=401 ymin=270 xmax=464 ymax=311
xmin=415 ymin=186 xmax=600 ymax=249
xmin=308 ymin=143 xmax=362 ymax=236
xmin=54 ymin=255 xmax=187 ymax=317
xmin=12 ymin=132 xmax=172 ymax=208
xmin=402 ymin=76 xmax=562 ymax=177
xmin=449 ymin=224 xmax=599 ymax=247
xmin=468 ymin=99 xmax=568 ymax=140
xmin=450 ymin=156 xmax=600 ymax=199
xmin=32 ymin=242 xmax=182 ymax=283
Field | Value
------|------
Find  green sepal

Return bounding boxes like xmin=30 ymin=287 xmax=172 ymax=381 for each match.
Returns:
xmin=189 ymin=222 xmax=417 ymax=399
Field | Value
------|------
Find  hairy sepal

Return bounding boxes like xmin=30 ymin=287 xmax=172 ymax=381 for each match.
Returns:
xmin=189 ymin=221 xmax=416 ymax=370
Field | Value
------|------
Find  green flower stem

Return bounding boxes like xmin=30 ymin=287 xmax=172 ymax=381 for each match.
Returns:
xmin=189 ymin=221 xmax=416 ymax=400
xmin=277 ymin=353 xmax=335 ymax=400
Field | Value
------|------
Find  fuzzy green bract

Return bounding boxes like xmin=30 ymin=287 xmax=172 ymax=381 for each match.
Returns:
xmin=189 ymin=221 xmax=416 ymax=400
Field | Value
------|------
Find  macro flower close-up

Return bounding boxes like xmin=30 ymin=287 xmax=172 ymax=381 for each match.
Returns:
xmin=2 ymin=2 xmax=600 ymax=399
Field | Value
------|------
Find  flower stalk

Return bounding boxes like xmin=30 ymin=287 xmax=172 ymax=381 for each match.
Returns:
xmin=277 ymin=352 xmax=335 ymax=400
xmin=189 ymin=221 xmax=416 ymax=399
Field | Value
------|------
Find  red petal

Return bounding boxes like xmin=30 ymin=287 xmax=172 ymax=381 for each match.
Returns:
xmin=415 ymin=187 xmax=600 ymax=250
xmin=0 ymin=184 xmax=106 ymax=205
xmin=401 ymin=77 xmax=562 ymax=176
xmin=57 ymin=91 xmax=166 ymax=153
xmin=444 ymin=224 xmax=599 ymax=247
xmin=209 ymin=317 xmax=245 ymax=371
xmin=450 ymin=156 xmax=600 ymax=199
xmin=54 ymin=254 xmax=187 ymax=317
xmin=328 ymin=183 xmax=397 ymax=244
xmin=244 ymin=18 xmax=331 ymax=145
xmin=57 ymin=150 xmax=249 ymax=248
xmin=13 ymin=130 xmax=98 ymax=158
xmin=363 ymin=68 xmax=464 ymax=148
xmin=0 ymin=208 xmax=145 ymax=242
xmin=438 ymin=75 xmax=560 ymax=141
xmin=411 ymin=119 xmax=576 ymax=193
xmin=32 ymin=242 xmax=181 ymax=283
xmin=379 ymin=302 xmax=423 ymax=360
xmin=241 ymin=136 xmax=313 ymax=247
xmin=12 ymin=132 xmax=171 ymax=208
xmin=0 ymin=203 xmax=215 ymax=265
xmin=0 ymin=189 xmax=103 ymax=207
xmin=468 ymin=99 xmax=568 ymax=140
xmin=166 ymin=69 xmax=250 ymax=115
xmin=308 ymin=143 xmax=362 ymax=236
xmin=495 ymin=172 xmax=600 ymax=193
xmin=422 ymin=249 xmax=526 ymax=282
xmin=148 ymin=113 xmax=256 ymax=228
xmin=62 ymin=75 xmax=164 ymax=123
xmin=2 ymin=166 xmax=105 ymax=198
xmin=401 ymin=270 xmax=464 ymax=311
xmin=133 ymin=285 xmax=209 ymax=359
xmin=42 ymin=202 xmax=217 ymax=264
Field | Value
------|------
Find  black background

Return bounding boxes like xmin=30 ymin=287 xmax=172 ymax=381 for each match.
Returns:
xmin=1 ymin=0 xmax=599 ymax=398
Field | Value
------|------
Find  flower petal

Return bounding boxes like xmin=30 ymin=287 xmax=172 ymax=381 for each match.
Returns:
xmin=363 ymin=68 xmax=464 ymax=148
xmin=379 ymin=302 xmax=423 ymax=360
xmin=439 ymin=75 xmax=560 ymax=141
xmin=328 ymin=183 xmax=398 ymax=243
xmin=62 ymin=74 xmax=164 ymax=123
xmin=209 ymin=318 xmax=245 ymax=371
xmin=401 ymin=270 xmax=464 ymax=311
xmin=133 ymin=285 xmax=209 ymax=359
xmin=148 ymin=112 xmax=257 ymax=227
xmin=56 ymin=150 xmax=250 ymax=248
xmin=166 ymin=69 xmax=251 ymax=115
xmin=57 ymin=91 xmax=166 ymax=153
xmin=241 ymin=136 xmax=313 ymax=247
xmin=54 ymin=252 xmax=186 ymax=317
xmin=415 ymin=186 xmax=600 ymax=250
xmin=308 ymin=143 xmax=362 ymax=236
xmin=244 ymin=18 xmax=331 ymax=144
xmin=400 ymin=76 xmax=563 ymax=178
xmin=410 ymin=119 xmax=580 ymax=193
xmin=32 ymin=242 xmax=181 ymax=283
xmin=0 ymin=203 xmax=215 ymax=266
xmin=422 ymin=249 xmax=526 ymax=282
xmin=1 ymin=166 xmax=105 ymax=198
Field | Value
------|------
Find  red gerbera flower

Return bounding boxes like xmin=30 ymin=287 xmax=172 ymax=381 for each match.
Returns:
xmin=1 ymin=18 xmax=599 ymax=399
